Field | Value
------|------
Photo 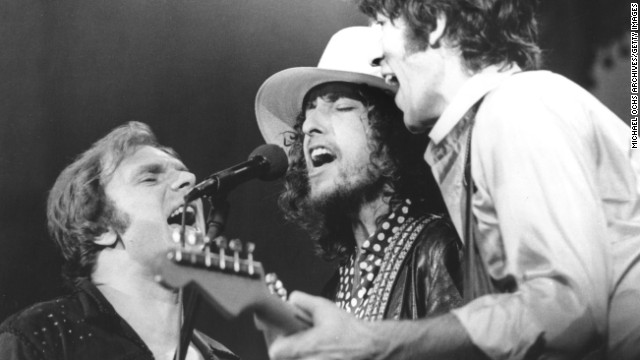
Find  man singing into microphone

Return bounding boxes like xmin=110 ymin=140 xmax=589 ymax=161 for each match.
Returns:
xmin=0 ymin=122 xmax=238 ymax=360
xmin=255 ymin=27 xmax=463 ymax=322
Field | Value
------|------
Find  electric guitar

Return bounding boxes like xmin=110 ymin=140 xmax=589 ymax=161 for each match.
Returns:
xmin=154 ymin=237 xmax=311 ymax=337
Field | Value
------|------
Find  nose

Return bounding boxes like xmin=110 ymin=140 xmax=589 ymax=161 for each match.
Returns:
xmin=301 ymin=109 xmax=327 ymax=137
xmin=171 ymin=170 xmax=196 ymax=191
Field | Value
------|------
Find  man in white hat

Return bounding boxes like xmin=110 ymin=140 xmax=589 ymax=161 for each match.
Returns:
xmin=255 ymin=26 xmax=463 ymax=325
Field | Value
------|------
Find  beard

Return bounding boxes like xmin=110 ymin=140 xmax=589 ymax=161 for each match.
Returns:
xmin=305 ymin=162 xmax=385 ymax=217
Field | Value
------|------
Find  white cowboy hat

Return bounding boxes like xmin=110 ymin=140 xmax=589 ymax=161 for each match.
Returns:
xmin=254 ymin=26 xmax=396 ymax=148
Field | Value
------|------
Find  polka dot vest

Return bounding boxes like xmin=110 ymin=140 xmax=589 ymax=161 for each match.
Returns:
xmin=335 ymin=198 xmax=413 ymax=318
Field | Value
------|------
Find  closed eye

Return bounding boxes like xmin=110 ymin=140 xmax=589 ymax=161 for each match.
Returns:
xmin=140 ymin=176 xmax=158 ymax=184
xmin=337 ymin=106 xmax=356 ymax=112
xmin=334 ymin=99 xmax=361 ymax=112
xmin=373 ymin=15 xmax=388 ymax=27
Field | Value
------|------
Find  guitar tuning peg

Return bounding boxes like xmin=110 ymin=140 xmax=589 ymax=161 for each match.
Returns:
xmin=201 ymin=234 xmax=213 ymax=267
xmin=186 ymin=228 xmax=198 ymax=246
xmin=214 ymin=236 xmax=228 ymax=249
xmin=214 ymin=236 xmax=228 ymax=270
xmin=265 ymin=273 xmax=277 ymax=284
xmin=276 ymin=284 xmax=287 ymax=300
xmin=169 ymin=248 xmax=184 ymax=263
xmin=229 ymin=238 xmax=243 ymax=252
xmin=265 ymin=273 xmax=278 ymax=294
xmin=171 ymin=227 xmax=182 ymax=244
xmin=229 ymin=239 xmax=242 ymax=272
xmin=265 ymin=273 xmax=288 ymax=301
xmin=246 ymin=242 xmax=255 ymax=276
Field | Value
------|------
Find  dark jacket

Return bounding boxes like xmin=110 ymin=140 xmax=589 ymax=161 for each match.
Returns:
xmin=0 ymin=279 xmax=239 ymax=360
xmin=324 ymin=217 xmax=464 ymax=320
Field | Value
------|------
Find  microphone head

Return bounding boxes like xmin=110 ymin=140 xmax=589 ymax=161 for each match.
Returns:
xmin=249 ymin=144 xmax=288 ymax=181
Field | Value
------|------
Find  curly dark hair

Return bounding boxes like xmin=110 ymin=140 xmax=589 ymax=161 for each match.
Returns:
xmin=357 ymin=0 xmax=541 ymax=72
xmin=47 ymin=121 xmax=177 ymax=281
xmin=278 ymin=82 xmax=445 ymax=262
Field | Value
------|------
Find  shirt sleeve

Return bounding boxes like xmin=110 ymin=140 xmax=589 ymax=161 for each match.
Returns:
xmin=451 ymin=76 xmax=610 ymax=359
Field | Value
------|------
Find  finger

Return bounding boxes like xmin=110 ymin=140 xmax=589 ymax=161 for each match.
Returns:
xmin=287 ymin=292 xmax=328 ymax=324
xmin=269 ymin=330 xmax=317 ymax=360
xmin=288 ymin=291 xmax=333 ymax=313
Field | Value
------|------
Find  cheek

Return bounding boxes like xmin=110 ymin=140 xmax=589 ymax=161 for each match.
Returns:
xmin=346 ymin=137 xmax=372 ymax=165
xmin=302 ymin=141 xmax=312 ymax=163
xmin=339 ymin=121 xmax=368 ymax=146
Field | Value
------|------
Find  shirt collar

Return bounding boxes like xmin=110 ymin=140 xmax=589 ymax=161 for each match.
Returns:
xmin=75 ymin=278 xmax=119 ymax=321
xmin=429 ymin=64 xmax=522 ymax=145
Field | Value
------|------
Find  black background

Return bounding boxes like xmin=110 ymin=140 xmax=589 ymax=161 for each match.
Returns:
xmin=0 ymin=0 xmax=628 ymax=359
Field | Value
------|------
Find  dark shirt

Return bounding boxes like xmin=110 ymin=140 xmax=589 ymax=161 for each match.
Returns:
xmin=0 ymin=279 xmax=239 ymax=360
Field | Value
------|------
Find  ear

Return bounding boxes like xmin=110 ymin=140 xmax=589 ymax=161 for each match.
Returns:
xmin=94 ymin=228 xmax=119 ymax=247
xmin=429 ymin=12 xmax=447 ymax=47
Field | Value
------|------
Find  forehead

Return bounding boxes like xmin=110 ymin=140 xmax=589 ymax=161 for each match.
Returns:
xmin=304 ymin=82 xmax=366 ymax=108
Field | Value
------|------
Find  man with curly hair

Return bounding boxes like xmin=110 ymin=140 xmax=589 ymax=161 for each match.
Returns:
xmin=255 ymin=26 xmax=463 ymax=323
xmin=268 ymin=1 xmax=640 ymax=359
xmin=0 ymin=122 xmax=237 ymax=360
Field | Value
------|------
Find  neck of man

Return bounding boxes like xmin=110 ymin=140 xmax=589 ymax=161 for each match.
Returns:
xmin=92 ymin=248 xmax=184 ymax=360
xmin=438 ymin=50 xmax=477 ymax=114
xmin=350 ymin=194 xmax=391 ymax=250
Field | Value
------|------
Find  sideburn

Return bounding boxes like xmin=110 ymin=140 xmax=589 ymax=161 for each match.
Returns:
xmin=101 ymin=197 xmax=131 ymax=241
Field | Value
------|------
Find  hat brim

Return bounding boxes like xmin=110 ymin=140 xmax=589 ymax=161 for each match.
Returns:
xmin=255 ymin=67 xmax=396 ymax=148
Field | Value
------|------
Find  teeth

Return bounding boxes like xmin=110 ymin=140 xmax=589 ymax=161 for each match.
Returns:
xmin=310 ymin=147 xmax=333 ymax=161
xmin=169 ymin=205 xmax=195 ymax=219
xmin=383 ymin=74 xmax=398 ymax=86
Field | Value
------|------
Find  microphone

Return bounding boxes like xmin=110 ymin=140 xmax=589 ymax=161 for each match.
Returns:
xmin=184 ymin=144 xmax=288 ymax=202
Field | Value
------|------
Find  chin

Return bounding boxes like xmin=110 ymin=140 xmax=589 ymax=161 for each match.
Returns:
xmin=308 ymin=186 xmax=331 ymax=203
xmin=404 ymin=120 xmax=428 ymax=134
xmin=404 ymin=112 xmax=435 ymax=134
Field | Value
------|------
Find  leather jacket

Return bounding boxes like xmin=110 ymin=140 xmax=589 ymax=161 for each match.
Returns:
xmin=324 ymin=216 xmax=464 ymax=320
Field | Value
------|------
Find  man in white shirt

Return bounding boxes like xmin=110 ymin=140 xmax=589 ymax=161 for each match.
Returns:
xmin=268 ymin=1 xmax=640 ymax=359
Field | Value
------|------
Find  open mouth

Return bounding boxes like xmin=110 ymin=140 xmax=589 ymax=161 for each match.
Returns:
xmin=167 ymin=205 xmax=197 ymax=227
xmin=309 ymin=147 xmax=336 ymax=168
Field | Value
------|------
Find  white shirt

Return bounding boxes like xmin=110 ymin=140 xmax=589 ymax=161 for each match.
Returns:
xmin=425 ymin=66 xmax=640 ymax=359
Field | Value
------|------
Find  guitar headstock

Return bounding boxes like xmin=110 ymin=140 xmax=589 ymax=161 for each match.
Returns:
xmin=155 ymin=227 xmax=311 ymax=336
xmin=167 ymin=237 xmax=263 ymax=279
xmin=155 ymin=231 xmax=269 ymax=318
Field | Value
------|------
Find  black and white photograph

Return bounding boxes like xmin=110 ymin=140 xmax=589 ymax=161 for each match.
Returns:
xmin=0 ymin=1 xmax=635 ymax=359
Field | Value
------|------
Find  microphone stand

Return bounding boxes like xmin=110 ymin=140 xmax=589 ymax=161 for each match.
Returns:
xmin=175 ymin=196 xmax=230 ymax=360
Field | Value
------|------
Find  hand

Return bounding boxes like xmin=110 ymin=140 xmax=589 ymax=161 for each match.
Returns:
xmin=268 ymin=291 xmax=391 ymax=360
